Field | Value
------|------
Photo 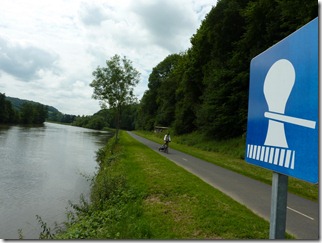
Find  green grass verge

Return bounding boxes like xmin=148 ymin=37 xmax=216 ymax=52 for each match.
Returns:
xmin=133 ymin=130 xmax=318 ymax=202
xmin=53 ymin=131 xmax=294 ymax=239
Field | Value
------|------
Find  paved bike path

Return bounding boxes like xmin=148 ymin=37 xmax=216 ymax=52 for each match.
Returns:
xmin=127 ymin=132 xmax=319 ymax=239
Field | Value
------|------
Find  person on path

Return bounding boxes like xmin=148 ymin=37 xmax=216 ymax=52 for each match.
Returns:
xmin=164 ymin=133 xmax=171 ymax=147
xmin=159 ymin=132 xmax=171 ymax=153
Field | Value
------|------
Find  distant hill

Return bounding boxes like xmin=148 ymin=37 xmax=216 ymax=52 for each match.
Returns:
xmin=5 ymin=96 xmax=66 ymax=121
xmin=5 ymin=96 xmax=80 ymax=123
xmin=6 ymin=96 xmax=59 ymax=114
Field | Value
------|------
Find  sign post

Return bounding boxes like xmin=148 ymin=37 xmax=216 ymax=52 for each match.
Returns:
xmin=245 ymin=17 xmax=318 ymax=239
xmin=269 ymin=173 xmax=288 ymax=239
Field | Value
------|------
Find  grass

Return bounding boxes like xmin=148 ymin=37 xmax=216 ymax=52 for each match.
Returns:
xmin=53 ymin=131 xmax=294 ymax=239
xmin=133 ymin=130 xmax=318 ymax=202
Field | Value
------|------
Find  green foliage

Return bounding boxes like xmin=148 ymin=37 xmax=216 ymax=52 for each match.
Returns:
xmin=172 ymin=51 xmax=203 ymax=135
xmin=136 ymin=0 xmax=317 ymax=139
xmin=72 ymin=114 xmax=107 ymax=130
xmin=36 ymin=215 xmax=55 ymax=239
xmin=136 ymin=54 xmax=181 ymax=130
xmin=0 ymin=93 xmax=47 ymax=124
xmin=1 ymin=94 xmax=75 ymax=126
xmin=90 ymin=54 xmax=140 ymax=140
xmin=72 ymin=104 xmax=138 ymax=131
xmin=91 ymin=55 xmax=140 ymax=109
xmin=48 ymin=113 xmax=76 ymax=124
xmin=20 ymin=102 xmax=47 ymax=124
xmin=5 ymin=95 xmax=64 ymax=123
xmin=86 ymin=116 xmax=106 ymax=130
xmin=0 ymin=93 xmax=18 ymax=123
xmin=18 ymin=229 xmax=24 ymax=240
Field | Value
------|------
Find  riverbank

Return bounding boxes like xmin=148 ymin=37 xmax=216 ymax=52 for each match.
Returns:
xmin=53 ymin=131 xmax=293 ymax=239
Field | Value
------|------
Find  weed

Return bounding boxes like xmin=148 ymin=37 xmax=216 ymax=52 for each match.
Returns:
xmin=17 ymin=228 xmax=24 ymax=240
xmin=36 ymin=215 xmax=55 ymax=239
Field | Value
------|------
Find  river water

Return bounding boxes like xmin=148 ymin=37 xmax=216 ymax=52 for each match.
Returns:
xmin=0 ymin=122 xmax=113 ymax=239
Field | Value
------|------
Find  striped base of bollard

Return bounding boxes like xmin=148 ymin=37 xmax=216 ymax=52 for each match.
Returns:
xmin=247 ymin=144 xmax=295 ymax=169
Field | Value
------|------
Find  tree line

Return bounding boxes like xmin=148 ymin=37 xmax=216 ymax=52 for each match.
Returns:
xmin=72 ymin=104 xmax=138 ymax=131
xmin=48 ymin=112 xmax=77 ymax=124
xmin=135 ymin=0 xmax=317 ymax=139
xmin=0 ymin=93 xmax=47 ymax=124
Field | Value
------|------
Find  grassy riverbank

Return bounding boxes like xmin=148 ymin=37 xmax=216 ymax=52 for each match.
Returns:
xmin=53 ymin=131 xmax=294 ymax=239
xmin=134 ymin=130 xmax=318 ymax=202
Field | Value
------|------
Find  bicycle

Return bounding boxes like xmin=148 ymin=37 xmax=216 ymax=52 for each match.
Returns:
xmin=158 ymin=143 xmax=169 ymax=153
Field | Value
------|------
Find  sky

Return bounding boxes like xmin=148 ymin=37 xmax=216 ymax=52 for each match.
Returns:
xmin=0 ymin=0 xmax=216 ymax=115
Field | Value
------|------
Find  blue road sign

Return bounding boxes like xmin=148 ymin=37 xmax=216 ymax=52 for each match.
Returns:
xmin=245 ymin=17 xmax=318 ymax=184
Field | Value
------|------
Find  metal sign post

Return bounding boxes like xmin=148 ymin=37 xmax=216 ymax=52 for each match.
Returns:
xmin=269 ymin=172 xmax=288 ymax=239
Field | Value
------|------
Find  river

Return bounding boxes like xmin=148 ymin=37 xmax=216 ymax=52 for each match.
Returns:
xmin=0 ymin=122 xmax=113 ymax=239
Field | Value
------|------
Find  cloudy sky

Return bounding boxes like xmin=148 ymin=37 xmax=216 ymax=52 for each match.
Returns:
xmin=0 ymin=0 xmax=216 ymax=115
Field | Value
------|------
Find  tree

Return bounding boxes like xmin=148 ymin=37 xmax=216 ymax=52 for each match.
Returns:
xmin=173 ymin=51 xmax=202 ymax=134
xmin=135 ymin=0 xmax=317 ymax=139
xmin=20 ymin=102 xmax=34 ymax=124
xmin=136 ymin=54 xmax=181 ymax=130
xmin=0 ymin=93 xmax=9 ymax=123
xmin=90 ymin=54 xmax=140 ymax=141
xmin=154 ymin=54 xmax=181 ymax=127
xmin=0 ymin=93 xmax=17 ymax=123
xmin=136 ymin=90 xmax=157 ymax=130
xmin=19 ymin=102 xmax=47 ymax=124
xmin=33 ymin=103 xmax=48 ymax=124
xmin=195 ymin=0 xmax=250 ymax=139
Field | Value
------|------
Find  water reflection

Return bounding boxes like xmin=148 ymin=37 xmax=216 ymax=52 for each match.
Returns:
xmin=0 ymin=122 xmax=113 ymax=239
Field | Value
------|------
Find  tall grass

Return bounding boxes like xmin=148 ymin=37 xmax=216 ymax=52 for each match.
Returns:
xmin=174 ymin=131 xmax=246 ymax=158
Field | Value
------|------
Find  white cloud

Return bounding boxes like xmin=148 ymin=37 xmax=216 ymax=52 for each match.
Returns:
xmin=0 ymin=36 xmax=59 ymax=81
xmin=79 ymin=2 xmax=109 ymax=26
xmin=0 ymin=0 xmax=216 ymax=115
xmin=131 ymin=0 xmax=199 ymax=52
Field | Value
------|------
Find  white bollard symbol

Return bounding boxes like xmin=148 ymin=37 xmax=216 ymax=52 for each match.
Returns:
xmin=246 ymin=59 xmax=316 ymax=169
xmin=263 ymin=59 xmax=295 ymax=148
xmin=263 ymin=59 xmax=316 ymax=148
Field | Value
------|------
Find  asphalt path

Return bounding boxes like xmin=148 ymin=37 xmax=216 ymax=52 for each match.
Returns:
xmin=127 ymin=131 xmax=319 ymax=239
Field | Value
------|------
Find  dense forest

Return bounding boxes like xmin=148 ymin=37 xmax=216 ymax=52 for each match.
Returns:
xmin=135 ymin=0 xmax=317 ymax=139
xmin=0 ymin=93 xmax=48 ymax=125
xmin=72 ymin=104 xmax=138 ymax=131
xmin=0 ymin=94 xmax=79 ymax=125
